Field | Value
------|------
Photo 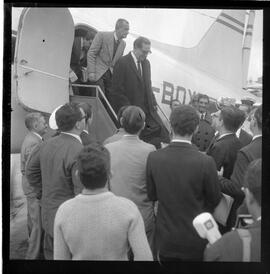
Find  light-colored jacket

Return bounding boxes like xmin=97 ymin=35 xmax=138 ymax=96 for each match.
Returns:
xmin=87 ymin=31 xmax=126 ymax=81
xmin=105 ymin=135 xmax=156 ymax=233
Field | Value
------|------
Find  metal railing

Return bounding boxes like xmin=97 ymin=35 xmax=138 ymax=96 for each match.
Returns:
xmin=71 ymin=83 xmax=118 ymax=121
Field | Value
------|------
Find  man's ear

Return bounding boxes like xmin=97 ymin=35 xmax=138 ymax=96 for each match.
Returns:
xmin=75 ymin=120 xmax=81 ymax=130
xmin=120 ymin=117 xmax=124 ymax=127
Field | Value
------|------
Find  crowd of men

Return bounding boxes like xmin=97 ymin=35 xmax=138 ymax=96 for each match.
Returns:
xmin=17 ymin=17 xmax=262 ymax=262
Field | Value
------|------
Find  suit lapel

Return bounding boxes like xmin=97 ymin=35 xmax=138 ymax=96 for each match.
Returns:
xmin=108 ymin=32 xmax=114 ymax=60
xmin=128 ymin=52 xmax=143 ymax=82
xmin=112 ymin=40 xmax=124 ymax=64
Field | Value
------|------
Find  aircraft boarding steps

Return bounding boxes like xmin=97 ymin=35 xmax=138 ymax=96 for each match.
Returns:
xmin=70 ymin=84 xmax=118 ymax=143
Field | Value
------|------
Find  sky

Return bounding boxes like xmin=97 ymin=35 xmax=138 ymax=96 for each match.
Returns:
xmin=12 ymin=7 xmax=263 ymax=81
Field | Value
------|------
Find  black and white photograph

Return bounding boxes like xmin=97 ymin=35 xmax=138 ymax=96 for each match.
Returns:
xmin=6 ymin=4 xmax=266 ymax=271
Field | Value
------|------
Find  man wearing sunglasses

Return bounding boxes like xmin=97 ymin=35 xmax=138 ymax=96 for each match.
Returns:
xmin=111 ymin=36 xmax=170 ymax=148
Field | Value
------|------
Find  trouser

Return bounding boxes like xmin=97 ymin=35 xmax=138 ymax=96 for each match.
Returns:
xmin=43 ymin=231 xmax=54 ymax=260
xmin=95 ymin=70 xmax=113 ymax=98
xmin=25 ymin=197 xmax=43 ymax=259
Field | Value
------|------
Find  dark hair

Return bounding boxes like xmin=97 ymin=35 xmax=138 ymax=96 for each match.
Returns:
xmin=121 ymin=106 xmax=145 ymax=134
xmin=55 ymin=103 xmax=83 ymax=132
xmin=170 ymin=99 xmax=181 ymax=108
xmin=115 ymin=18 xmax=129 ymax=30
xmin=254 ymin=105 xmax=262 ymax=130
xmin=220 ymin=106 xmax=246 ymax=132
xmin=25 ymin=112 xmax=43 ymax=130
xmin=170 ymin=105 xmax=199 ymax=136
xmin=243 ymin=158 xmax=261 ymax=206
xmin=133 ymin=36 xmax=151 ymax=49
xmin=77 ymin=143 xmax=110 ymax=190
xmin=78 ymin=102 xmax=92 ymax=122
xmin=117 ymin=105 xmax=129 ymax=123
xmin=85 ymin=32 xmax=92 ymax=41
xmin=198 ymin=94 xmax=209 ymax=103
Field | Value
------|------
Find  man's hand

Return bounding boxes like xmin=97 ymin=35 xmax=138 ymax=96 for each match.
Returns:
xmin=88 ymin=73 xmax=96 ymax=82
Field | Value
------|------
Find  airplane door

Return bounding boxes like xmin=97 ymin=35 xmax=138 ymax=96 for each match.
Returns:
xmin=14 ymin=8 xmax=74 ymax=113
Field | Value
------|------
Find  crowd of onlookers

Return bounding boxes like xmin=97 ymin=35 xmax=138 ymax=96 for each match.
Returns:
xmin=19 ymin=91 xmax=262 ymax=262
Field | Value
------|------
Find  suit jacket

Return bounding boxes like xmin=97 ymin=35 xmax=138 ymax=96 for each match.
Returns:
xmin=21 ymin=132 xmax=43 ymax=197
xmin=26 ymin=133 xmax=84 ymax=237
xmin=192 ymin=112 xmax=215 ymax=152
xmin=204 ymin=220 xmax=261 ymax=261
xmin=219 ymin=136 xmax=262 ymax=228
xmin=146 ymin=142 xmax=222 ymax=259
xmin=111 ymin=52 xmax=170 ymax=145
xmin=238 ymin=129 xmax=252 ymax=148
xmin=207 ymin=133 xmax=242 ymax=179
xmin=80 ymin=130 xmax=96 ymax=146
xmin=105 ymin=135 xmax=156 ymax=232
xmin=87 ymin=31 xmax=126 ymax=81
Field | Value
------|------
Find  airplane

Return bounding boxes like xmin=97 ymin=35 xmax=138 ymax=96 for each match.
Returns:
xmin=10 ymin=7 xmax=262 ymax=207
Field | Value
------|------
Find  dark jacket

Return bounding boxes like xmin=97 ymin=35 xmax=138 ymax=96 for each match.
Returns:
xmin=207 ymin=133 xmax=242 ymax=179
xmin=238 ymin=129 xmax=252 ymax=148
xmin=146 ymin=142 xmax=222 ymax=260
xmin=192 ymin=112 xmax=215 ymax=152
xmin=219 ymin=136 xmax=262 ymax=228
xmin=26 ymin=133 xmax=84 ymax=237
xmin=80 ymin=130 xmax=96 ymax=146
xmin=111 ymin=52 xmax=170 ymax=145
xmin=204 ymin=220 xmax=261 ymax=261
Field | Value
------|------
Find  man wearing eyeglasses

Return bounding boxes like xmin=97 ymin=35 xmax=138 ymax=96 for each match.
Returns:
xmin=111 ymin=36 xmax=170 ymax=148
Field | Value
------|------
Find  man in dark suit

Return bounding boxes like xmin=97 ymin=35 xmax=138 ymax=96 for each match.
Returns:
xmin=21 ymin=112 xmax=47 ymax=259
xmin=111 ymin=36 xmax=170 ymax=148
xmin=87 ymin=19 xmax=129 ymax=97
xmin=204 ymin=159 xmax=261 ymax=261
xmin=146 ymin=105 xmax=222 ymax=261
xmin=192 ymin=94 xmax=215 ymax=152
xmin=207 ymin=106 xmax=245 ymax=179
xmin=70 ymin=33 xmax=93 ymax=82
xmin=218 ymin=105 xmax=262 ymax=229
xmin=26 ymin=103 xmax=85 ymax=259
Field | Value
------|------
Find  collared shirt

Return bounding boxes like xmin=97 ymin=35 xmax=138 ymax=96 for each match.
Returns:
xmin=200 ymin=112 xmax=207 ymax=120
xmin=83 ymin=129 xmax=89 ymax=134
xmin=113 ymin=32 xmax=118 ymax=42
xmin=252 ymin=134 xmax=262 ymax=141
xmin=32 ymin=131 xmax=43 ymax=140
xmin=236 ymin=127 xmax=241 ymax=138
xmin=61 ymin=132 xmax=82 ymax=144
xmin=131 ymin=51 xmax=142 ymax=72
xmin=171 ymin=138 xmax=192 ymax=145
xmin=217 ymin=132 xmax=234 ymax=140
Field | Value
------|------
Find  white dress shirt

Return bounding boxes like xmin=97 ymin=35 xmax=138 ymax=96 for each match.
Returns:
xmin=131 ymin=51 xmax=142 ymax=73
xmin=171 ymin=138 xmax=192 ymax=145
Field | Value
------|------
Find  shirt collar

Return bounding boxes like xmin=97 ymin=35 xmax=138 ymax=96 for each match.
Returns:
xmin=171 ymin=138 xmax=191 ymax=145
xmin=61 ymin=132 xmax=82 ymax=144
xmin=114 ymin=32 xmax=118 ymax=42
xmin=83 ymin=129 xmax=89 ymax=134
xmin=236 ymin=127 xmax=241 ymax=138
xmin=131 ymin=51 xmax=139 ymax=65
xmin=32 ymin=131 xmax=42 ymax=140
xmin=252 ymin=134 xmax=262 ymax=141
xmin=257 ymin=216 xmax=261 ymax=221
xmin=217 ymin=132 xmax=234 ymax=140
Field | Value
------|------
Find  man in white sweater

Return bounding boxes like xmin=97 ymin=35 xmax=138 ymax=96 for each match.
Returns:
xmin=53 ymin=143 xmax=153 ymax=260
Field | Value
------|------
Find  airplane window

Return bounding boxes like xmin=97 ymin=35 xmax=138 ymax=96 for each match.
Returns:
xmin=12 ymin=35 xmax=16 ymax=64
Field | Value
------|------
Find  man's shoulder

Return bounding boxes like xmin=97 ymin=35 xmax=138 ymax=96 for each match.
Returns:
xmin=21 ymin=132 xmax=41 ymax=151
xmin=204 ymin=230 xmax=242 ymax=261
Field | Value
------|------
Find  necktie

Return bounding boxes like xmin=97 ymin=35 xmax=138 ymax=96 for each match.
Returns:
xmin=201 ymin=113 xmax=204 ymax=120
xmin=137 ymin=60 xmax=142 ymax=77
xmin=113 ymin=39 xmax=120 ymax=58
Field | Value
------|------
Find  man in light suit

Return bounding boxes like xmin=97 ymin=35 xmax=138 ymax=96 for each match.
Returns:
xmin=21 ymin=112 xmax=47 ymax=259
xmin=26 ymin=103 xmax=85 ymax=259
xmin=105 ymin=106 xmax=156 ymax=253
xmin=111 ymin=36 xmax=170 ymax=148
xmin=87 ymin=18 xmax=129 ymax=98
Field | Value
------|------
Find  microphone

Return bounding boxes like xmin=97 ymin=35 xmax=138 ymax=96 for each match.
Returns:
xmin=192 ymin=212 xmax=222 ymax=244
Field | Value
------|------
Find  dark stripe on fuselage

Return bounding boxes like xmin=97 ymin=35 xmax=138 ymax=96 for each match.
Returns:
xmin=220 ymin=12 xmax=245 ymax=28
xmin=216 ymin=19 xmax=244 ymax=35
